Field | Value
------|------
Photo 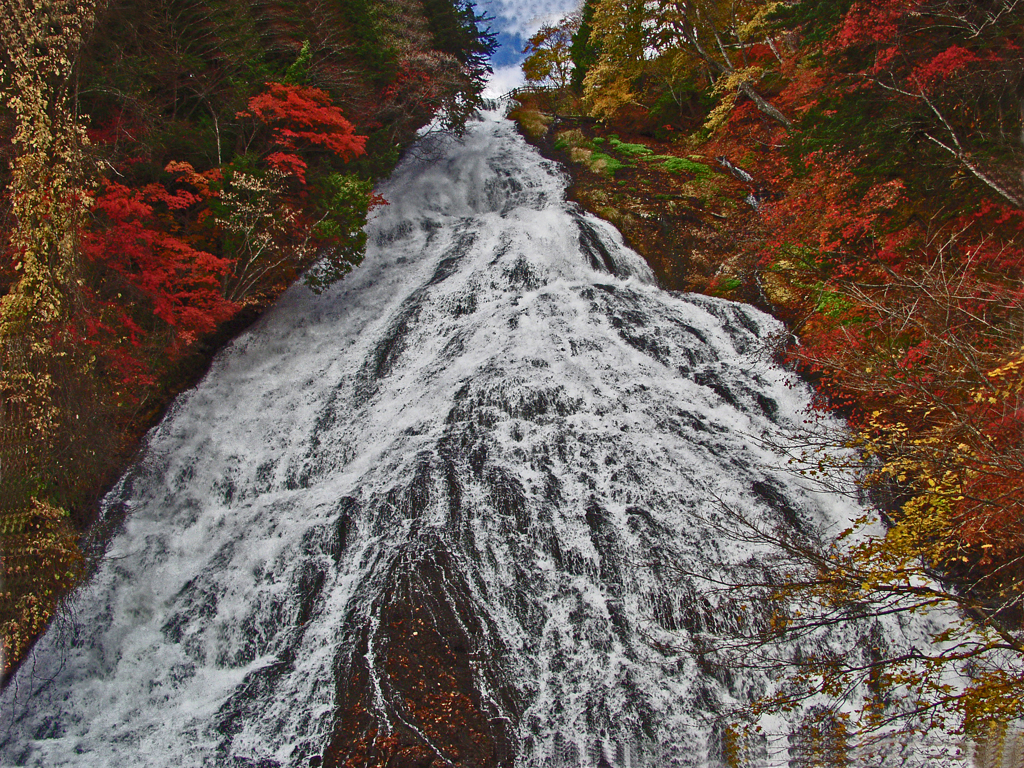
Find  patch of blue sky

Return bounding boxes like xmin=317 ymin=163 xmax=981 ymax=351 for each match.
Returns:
xmin=476 ymin=0 xmax=579 ymax=96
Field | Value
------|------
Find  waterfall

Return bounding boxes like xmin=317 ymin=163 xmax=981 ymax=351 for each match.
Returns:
xmin=0 ymin=110 xmax=959 ymax=767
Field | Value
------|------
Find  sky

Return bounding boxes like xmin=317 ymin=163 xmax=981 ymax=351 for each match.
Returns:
xmin=476 ymin=0 xmax=580 ymax=96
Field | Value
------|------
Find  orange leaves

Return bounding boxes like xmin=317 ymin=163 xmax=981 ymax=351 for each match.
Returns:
xmin=89 ymin=181 xmax=153 ymax=222
xmin=833 ymin=0 xmax=920 ymax=51
xmin=794 ymin=234 xmax=1024 ymax=563
xmin=80 ymin=178 xmax=237 ymax=392
xmin=910 ymin=45 xmax=985 ymax=89
xmin=240 ymin=82 xmax=367 ymax=162
xmin=776 ymin=67 xmax=828 ymax=116
xmin=609 ymin=0 xmax=1024 ymax=733
xmin=164 ymin=161 xmax=222 ymax=193
xmin=226 ymin=82 xmax=376 ymax=298
xmin=756 ymin=150 xmax=907 ymax=284
xmin=143 ymin=183 xmax=203 ymax=211
xmin=265 ymin=151 xmax=308 ymax=182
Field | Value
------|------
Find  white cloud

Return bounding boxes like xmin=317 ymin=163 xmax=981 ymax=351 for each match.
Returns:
xmin=477 ymin=0 xmax=580 ymax=38
xmin=483 ymin=65 xmax=526 ymax=97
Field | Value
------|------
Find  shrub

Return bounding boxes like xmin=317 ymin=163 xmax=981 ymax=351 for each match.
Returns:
xmin=589 ymin=152 xmax=625 ymax=175
xmin=660 ymin=156 xmax=712 ymax=177
xmin=608 ymin=137 xmax=653 ymax=156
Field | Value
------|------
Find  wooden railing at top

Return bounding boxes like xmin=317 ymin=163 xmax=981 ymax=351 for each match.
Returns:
xmin=483 ymin=84 xmax=552 ymax=106
xmin=498 ymin=85 xmax=544 ymax=100
xmin=482 ymin=86 xmax=597 ymax=124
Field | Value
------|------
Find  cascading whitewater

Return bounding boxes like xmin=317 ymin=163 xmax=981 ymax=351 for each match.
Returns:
xmin=0 ymin=110 xmax=954 ymax=767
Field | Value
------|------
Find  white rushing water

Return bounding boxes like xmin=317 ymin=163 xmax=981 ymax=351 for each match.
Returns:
xmin=1 ymin=110 xmax=956 ymax=767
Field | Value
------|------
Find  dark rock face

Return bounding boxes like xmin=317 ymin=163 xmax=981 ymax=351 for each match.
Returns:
xmin=327 ymin=554 xmax=513 ymax=768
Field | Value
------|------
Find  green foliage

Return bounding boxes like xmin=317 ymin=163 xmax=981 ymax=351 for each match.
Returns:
xmin=770 ymin=0 xmax=854 ymax=42
xmin=814 ymin=286 xmax=856 ymax=320
xmin=649 ymin=83 xmax=714 ymax=133
xmin=569 ymin=0 xmax=599 ymax=94
xmin=783 ymin=94 xmax=913 ymax=185
xmin=608 ymin=137 xmax=652 ymax=156
xmin=284 ymin=40 xmax=313 ymax=86
xmin=658 ymin=156 xmax=712 ymax=177
xmin=337 ymin=0 xmax=398 ymax=86
xmin=721 ymin=277 xmax=742 ymax=291
xmin=421 ymin=0 xmax=496 ymax=78
xmin=348 ymin=129 xmax=402 ymax=181
xmin=305 ymin=173 xmax=376 ymax=293
xmin=413 ymin=0 xmax=498 ymax=134
xmin=589 ymin=152 xmax=625 ymax=175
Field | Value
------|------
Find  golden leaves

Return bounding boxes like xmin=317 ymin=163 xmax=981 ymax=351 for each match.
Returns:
xmin=1 ymin=498 xmax=83 ymax=675
xmin=0 ymin=0 xmax=97 ymax=675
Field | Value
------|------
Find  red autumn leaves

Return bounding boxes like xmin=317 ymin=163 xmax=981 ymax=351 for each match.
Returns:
xmin=81 ymin=82 xmax=370 ymax=399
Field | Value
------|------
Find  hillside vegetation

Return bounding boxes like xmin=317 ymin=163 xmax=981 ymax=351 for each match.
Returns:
xmin=0 ymin=0 xmax=494 ymax=677
xmin=514 ymin=0 xmax=1024 ymax=747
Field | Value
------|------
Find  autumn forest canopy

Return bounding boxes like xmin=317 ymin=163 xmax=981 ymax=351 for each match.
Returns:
xmin=515 ymin=0 xmax=1024 ymax=746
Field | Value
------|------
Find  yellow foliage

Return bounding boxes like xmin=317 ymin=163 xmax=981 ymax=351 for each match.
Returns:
xmin=737 ymin=2 xmax=784 ymax=42
xmin=583 ymin=61 xmax=639 ymax=118
xmin=1 ymin=498 xmax=83 ymax=675
xmin=703 ymin=68 xmax=764 ymax=133
xmin=0 ymin=0 xmax=97 ymax=675
xmin=555 ymin=129 xmax=587 ymax=148
xmin=986 ymin=346 xmax=1024 ymax=392
xmin=508 ymin=106 xmax=551 ymax=140
xmin=582 ymin=0 xmax=650 ymax=117
xmin=1 ymin=0 xmax=96 ymax=333
xmin=569 ymin=146 xmax=593 ymax=164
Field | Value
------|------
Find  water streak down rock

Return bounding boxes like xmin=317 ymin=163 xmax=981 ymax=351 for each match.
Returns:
xmin=0 ymin=111 xmax=939 ymax=766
